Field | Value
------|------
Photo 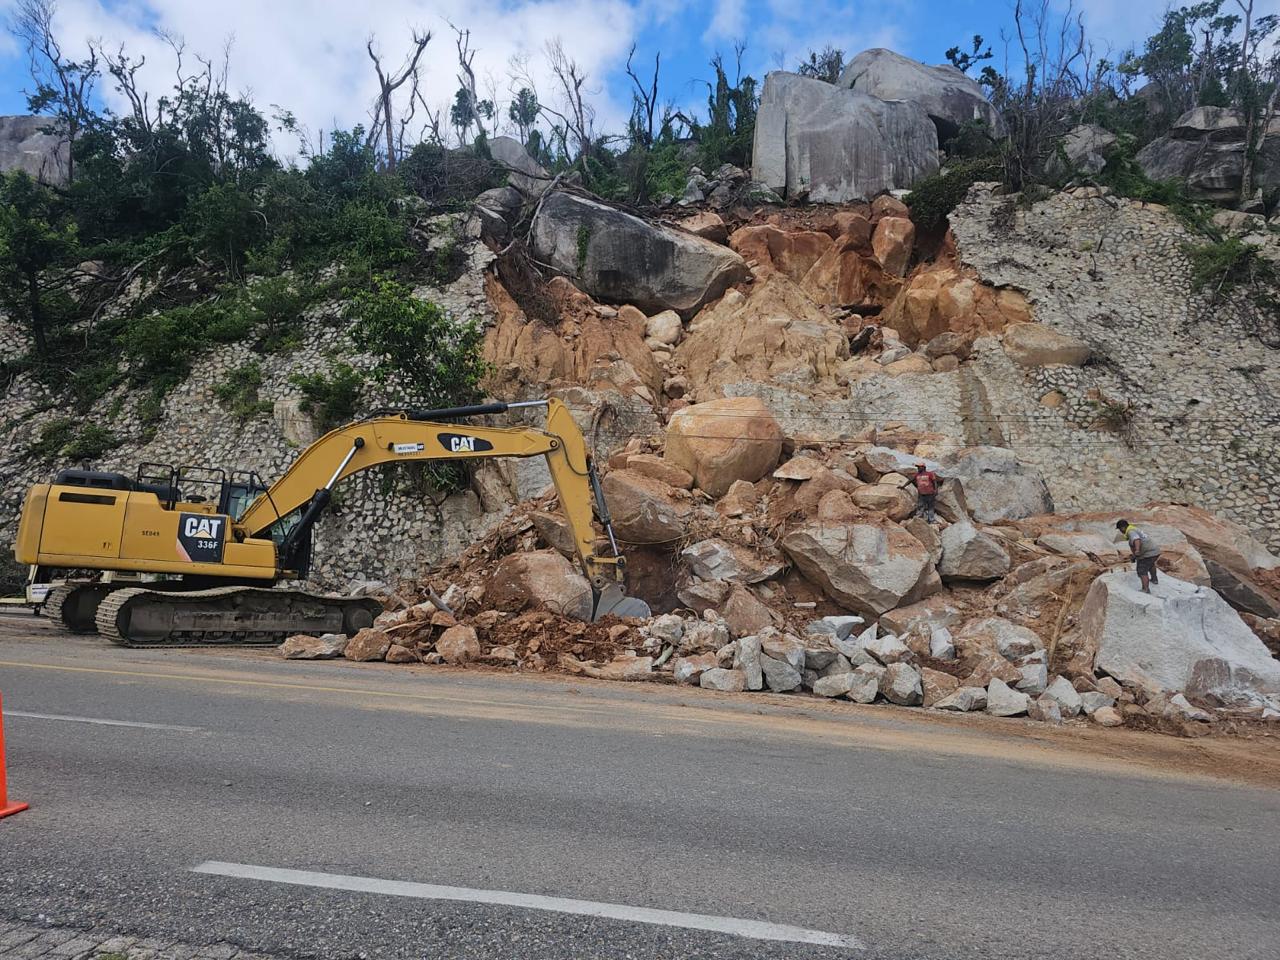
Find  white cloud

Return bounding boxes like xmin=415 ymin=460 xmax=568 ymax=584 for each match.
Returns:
xmin=15 ymin=0 xmax=641 ymax=154
xmin=703 ymin=0 xmax=746 ymax=44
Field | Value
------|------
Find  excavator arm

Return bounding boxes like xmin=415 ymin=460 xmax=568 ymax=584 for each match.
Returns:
xmin=237 ymin=398 xmax=647 ymax=620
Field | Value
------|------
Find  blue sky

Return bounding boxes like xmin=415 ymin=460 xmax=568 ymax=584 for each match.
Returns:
xmin=0 ymin=0 xmax=1176 ymax=152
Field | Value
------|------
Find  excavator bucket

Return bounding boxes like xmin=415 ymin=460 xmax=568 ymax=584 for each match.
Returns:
xmin=592 ymin=583 xmax=652 ymax=621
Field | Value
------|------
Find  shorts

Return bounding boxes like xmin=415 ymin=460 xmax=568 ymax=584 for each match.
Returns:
xmin=1136 ymin=555 xmax=1160 ymax=578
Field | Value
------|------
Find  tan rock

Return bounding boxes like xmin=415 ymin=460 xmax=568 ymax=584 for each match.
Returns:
xmin=728 ymin=224 xmax=833 ymax=283
xmin=800 ymin=235 xmax=902 ymax=307
xmin=678 ymin=211 xmax=728 ymax=243
xmin=871 ymin=195 xmax=909 ymax=219
xmin=881 ymin=354 xmax=934 ymax=376
xmin=921 ymin=667 xmax=960 ymax=707
xmin=721 ymin=584 xmax=780 ymax=638
xmin=601 ymin=470 xmax=691 ymax=543
xmin=385 ymin=643 xmax=418 ymax=664
xmin=1002 ymin=323 xmax=1092 ymax=366
xmin=437 ymin=625 xmax=481 ymax=664
xmin=279 ymin=633 xmax=348 ymax=660
xmin=881 ymin=265 xmax=1032 ymax=346
xmin=616 ymin=304 xmax=649 ymax=336
xmin=716 ymin=478 xmax=759 ymax=517
xmin=817 ymin=489 xmax=859 ymax=521
xmin=623 ymin=453 xmax=694 ymax=489
xmin=645 ymin=310 xmax=683 ymax=346
xmin=665 ymin=396 xmax=784 ymax=497
xmin=678 ymin=274 xmax=849 ymax=394
xmin=485 ymin=550 xmax=594 ymax=620
xmin=931 ymin=355 xmax=960 ymax=372
xmin=1091 ymin=705 xmax=1124 ymax=727
xmin=830 ymin=211 xmax=873 ymax=243
xmin=852 ymin=484 xmax=917 ymax=521
xmin=673 ymin=651 xmax=721 ymax=685
xmin=871 ymin=216 xmax=915 ymax=276
xmin=344 ymin=628 xmax=391 ymax=662
xmin=531 ymin=509 xmax=577 ymax=558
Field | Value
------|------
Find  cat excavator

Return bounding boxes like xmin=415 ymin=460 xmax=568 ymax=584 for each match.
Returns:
xmin=12 ymin=398 xmax=650 ymax=646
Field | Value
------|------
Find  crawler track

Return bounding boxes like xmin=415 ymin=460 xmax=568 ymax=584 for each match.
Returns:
xmin=94 ymin=585 xmax=381 ymax=648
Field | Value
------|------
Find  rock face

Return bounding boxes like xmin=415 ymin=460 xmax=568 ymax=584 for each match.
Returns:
xmin=840 ymin=48 xmax=1005 ymax=140
xmin=665 ymin=397 xmax=784 ymax=497
xmin=1135 ymin=107 xmax=1279 ymax=204
xmin=0 ymin=115 xmax=69 ymax=184
xmin=752 ymin=71 xmax=939 ymax=203
xmin=531 ymin=192 xmax=749 ymax=316
xmin=1080 ymin=572 xmax=1280 ymax=705
xmin=945 ymin=447 xmax=1053 ymax=523
xmin=782 ymin=519 xmax=939 ymax=617
xmin=485 ymin=550 xmax=594 ymax=621
xmin=488 ymin=136 xmax=551 ymax=197
xmin=678 ymin=275 xmax=850 ymax=395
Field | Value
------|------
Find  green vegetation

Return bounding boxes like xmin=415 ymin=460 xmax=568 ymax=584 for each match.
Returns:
xmin=906 ymin=158 xmax=1003 ymax=230
xmin=349 ymin=275 xmax=487 ymax=411
xmin=291 ymin=362 xmax=364 ymax=429
xmin=1185 ymin=235 xmax=1276 ymax=297
xmin=213 ymin=361 xmax=273 ymax=419
xmin=31 ymin=417 xmax=116 ymax=461
xmin=575 ymin=225 xmax=591 ymax=275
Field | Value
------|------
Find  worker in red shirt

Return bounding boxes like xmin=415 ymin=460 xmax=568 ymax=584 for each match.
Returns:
xmin=912 ymin=462 xmax=938 ymax=523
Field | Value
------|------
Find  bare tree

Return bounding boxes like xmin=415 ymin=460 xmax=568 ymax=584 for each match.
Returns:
xmin=625 ymin=44 xmax=660 ymax=146
xmin=542 ymin=38 xmax=594 ymax=169
xmin=366 ymin=29 xmax=431 ymax=171
xmin=450 ymin=25 xmax=486 ymax=141
xmin=13 ymin=0 xmax=98 ymax=181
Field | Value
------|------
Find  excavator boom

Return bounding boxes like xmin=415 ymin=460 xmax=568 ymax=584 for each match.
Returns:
xmin=13 ymin=399 xmax=650 ymax=644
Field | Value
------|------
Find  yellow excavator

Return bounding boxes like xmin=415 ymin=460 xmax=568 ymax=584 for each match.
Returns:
xmin=13 ymin=398 xmax=649 ymax=646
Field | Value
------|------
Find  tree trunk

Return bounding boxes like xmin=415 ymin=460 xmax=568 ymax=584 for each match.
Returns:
xmin=26 ymin=271 xmax=47 ymax=355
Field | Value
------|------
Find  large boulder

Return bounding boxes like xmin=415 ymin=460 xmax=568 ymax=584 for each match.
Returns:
xmin=1079 ymin=571 xmax=1280 ymax=706
xmin=665 ymin=397 xmax=784 ymax=497
xmin=677 ymin=274 xmax=850 ymax=395
xmin=489 ymin=136 xmax=551 ymax=197
xmin=485 ymin=550 xmax=594 ymax=621
xmin=0 ymin=115 xmax=69 ymax=184
xmin=1046 ymin=124 xmax=1118 ymax=179
xmin=600 ymin=470 xmax=690 ymax=544
xmin=840 ymin=48 xmax=1005 ymax=140
xmin=1135 ymin=107 xmax=1280 ymax=204
xmin=943 ymin=447 xmax=1053 ymax=523
xmin=782 ymin=519 xmax=940 ymax=618
xmin=881 ymin=265 xmax=1031 ymax=346
xmin=680 ymin=539 xmax=784 ymax=584
xmin=938 ymin=522 xmax=1011 ymax=582
xmin=752 ymin=72 xmax=939 ymax=203
xmin=1002 ymin=323 xmax=1092 ymax=367
xmin=531 ymin=192 xmax=749 ymax=316
xmin=728 ymin=225 xmax=833 ymax=283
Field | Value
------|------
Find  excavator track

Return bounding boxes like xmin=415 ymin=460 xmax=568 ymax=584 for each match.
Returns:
xmin=95 ymin=585 xmax=382 ymax=648
xmin=44 ymin=582 xmax=119 ymax=634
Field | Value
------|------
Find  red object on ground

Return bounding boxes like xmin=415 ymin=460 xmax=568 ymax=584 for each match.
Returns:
xmin=0 ymin=692 xmax=29 ymax=819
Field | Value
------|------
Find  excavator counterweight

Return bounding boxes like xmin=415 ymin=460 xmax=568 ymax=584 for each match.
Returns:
xmin=13 ymin=399 xmax=650 ymax=645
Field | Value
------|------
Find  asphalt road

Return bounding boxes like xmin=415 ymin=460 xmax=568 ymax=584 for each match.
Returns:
xmin=2 ymin=616 xmax=1279 ymax=960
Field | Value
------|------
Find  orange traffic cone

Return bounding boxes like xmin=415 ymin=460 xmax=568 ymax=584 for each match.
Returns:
xmin=0 ymin=691 xmax=29 ymax=819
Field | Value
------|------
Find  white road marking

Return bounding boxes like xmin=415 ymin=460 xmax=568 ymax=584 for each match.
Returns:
xmin=6 ymin=711 xmax=202 ymax=732
xmin=191 ymin=861 xmax=863 ymax=950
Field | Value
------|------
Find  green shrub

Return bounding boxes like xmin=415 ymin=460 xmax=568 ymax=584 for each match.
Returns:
xmin=1184 ymin=236 xmax=1272 ymax=295
xmin=905 ymin=158 xmax=1003 ymax=229
xmin=291 ymin=362 xmax=364 ymax=429
xmin=348 ymin=275 xmax=488 ymax=411
xmin=214 ymin=361 xmax=272 ymax=419
xmin=31 ymin=417 xmax=116 ymax=462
